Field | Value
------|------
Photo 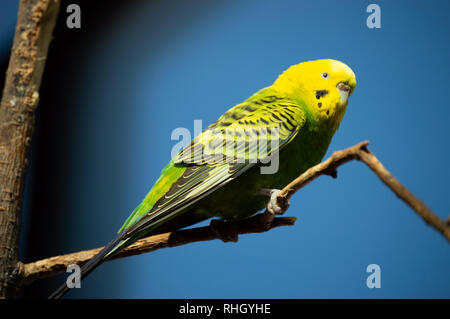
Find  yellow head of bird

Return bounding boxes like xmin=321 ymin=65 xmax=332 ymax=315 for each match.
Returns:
xmin=272 ymin=59 xmax=356 ymax=128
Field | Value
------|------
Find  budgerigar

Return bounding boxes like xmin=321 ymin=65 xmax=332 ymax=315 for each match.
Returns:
xmin=50 ymin=59 xmax=356 ymax=298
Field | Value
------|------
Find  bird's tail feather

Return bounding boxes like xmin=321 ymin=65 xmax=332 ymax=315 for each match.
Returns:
xmin=48 ymin=229 xmax=128 ymax=299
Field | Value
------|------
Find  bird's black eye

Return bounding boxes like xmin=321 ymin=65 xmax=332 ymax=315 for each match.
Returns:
xmin=321 ymin=72 xmax=329 ymax=79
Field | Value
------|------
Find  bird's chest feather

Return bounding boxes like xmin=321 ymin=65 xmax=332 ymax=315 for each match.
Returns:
xmin=259 ymin=121 xmax=333 ymax=189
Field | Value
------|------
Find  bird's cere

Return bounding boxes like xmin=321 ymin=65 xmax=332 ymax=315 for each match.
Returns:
xmin=337 ymin=82 xmax=351 ymax=92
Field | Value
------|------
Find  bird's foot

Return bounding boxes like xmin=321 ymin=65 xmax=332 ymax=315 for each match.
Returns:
xmin=210 ymin=219 xmax=238 ymax=243
xmin=258 ymin=188 xmax=290 ymax=216
xmin=257 ymin=188 xmax=290 ymax=230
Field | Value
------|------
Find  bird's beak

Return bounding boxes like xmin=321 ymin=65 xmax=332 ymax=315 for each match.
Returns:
xmin=336 ymin=81 xmax=354 ymax=105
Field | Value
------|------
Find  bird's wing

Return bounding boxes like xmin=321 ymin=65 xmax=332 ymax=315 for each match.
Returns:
xmin=121 ymin=88 xmax=306 ymax=237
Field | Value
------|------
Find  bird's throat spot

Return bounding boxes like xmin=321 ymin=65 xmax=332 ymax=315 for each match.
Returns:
xmin=316 ymin=90 xmax=329 ymax=99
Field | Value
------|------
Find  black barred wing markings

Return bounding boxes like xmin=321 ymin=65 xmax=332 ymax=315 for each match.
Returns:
xmin=175 ymin=105 xmax=304 ymax=166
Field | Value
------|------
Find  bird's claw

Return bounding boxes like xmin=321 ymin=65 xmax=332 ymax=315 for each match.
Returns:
xmin=259 ymin=188 xmax=290 ymax=216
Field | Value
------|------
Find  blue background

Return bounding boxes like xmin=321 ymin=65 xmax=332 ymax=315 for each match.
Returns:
xmin=1 ymin=0 xmax=449 ymax=298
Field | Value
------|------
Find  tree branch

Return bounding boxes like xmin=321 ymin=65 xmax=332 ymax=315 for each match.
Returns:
xmin=275 ymin=141 xmax=450 ymax=241
xmin=0 ymin=0 xmax=60 ymax=298
xmin=18 ymin=141 xmax=450 ymax=286
xmin=20 ymin=215 xmax=297 ymax=284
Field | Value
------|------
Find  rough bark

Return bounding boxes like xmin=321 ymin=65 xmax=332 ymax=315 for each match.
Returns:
xmin=0 ymin=0 xmax=60 ymax=298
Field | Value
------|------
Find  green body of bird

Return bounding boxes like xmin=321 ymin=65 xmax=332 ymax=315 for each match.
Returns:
xmin=50 ymin=59 xmax=356 ymax=298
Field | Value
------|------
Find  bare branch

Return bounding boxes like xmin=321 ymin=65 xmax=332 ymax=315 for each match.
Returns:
xmin=18 ymin=140 xmax=450 ymax=286
xmin=20 ymin=215 xmax=297 ymax=284
xmin=276 ymin=141 xmax=450 ymax=241
xmin=0 ymin=0 xmax=60 ymax=298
